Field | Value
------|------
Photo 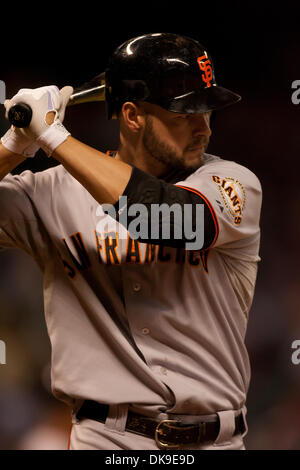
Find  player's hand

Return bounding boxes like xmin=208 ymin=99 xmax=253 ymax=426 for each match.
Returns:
xmin=2 ymin=85 xmax=73 ymax=157
xmin=1 ymin=124 xmax=40 ymax=158
xmin=58 ymin=86 xmax=73 ymax=122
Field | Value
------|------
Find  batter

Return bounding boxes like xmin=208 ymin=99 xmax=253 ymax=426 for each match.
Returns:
xmin=0 ymin=33 xmax=262 ymax=450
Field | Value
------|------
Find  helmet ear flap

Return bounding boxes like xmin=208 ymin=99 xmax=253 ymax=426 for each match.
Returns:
xmin=105 ymin=77 xmax=151 ymax=120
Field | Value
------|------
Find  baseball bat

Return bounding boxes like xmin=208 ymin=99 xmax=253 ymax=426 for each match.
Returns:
xmin=7 ymin=72 xmax=106 ymax=128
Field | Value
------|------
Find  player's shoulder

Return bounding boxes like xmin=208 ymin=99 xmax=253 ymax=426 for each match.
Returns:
xmin=37 ymin=164 xmax=79 ymax=186
xmin=186 ymin=153 xmax=262 ymax=192
xmin=28 ymin=164 xmax=72 ymax=185
xmin=4 ymin=164 xmax=80 ymax=196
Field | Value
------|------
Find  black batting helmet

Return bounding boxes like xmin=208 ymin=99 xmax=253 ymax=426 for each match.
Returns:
xmin=105 ymin=33 xmax=241 ymax=119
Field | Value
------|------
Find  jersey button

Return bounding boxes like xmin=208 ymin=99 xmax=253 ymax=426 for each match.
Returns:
xmin=133 ymin=283 xmax=141 ymax=292
xmin=142 ymin=327 xmax=150 ymax=335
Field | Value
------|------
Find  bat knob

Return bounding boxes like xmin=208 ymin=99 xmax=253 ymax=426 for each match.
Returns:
xmin=8 ymin=102 xmax=32 ymax=128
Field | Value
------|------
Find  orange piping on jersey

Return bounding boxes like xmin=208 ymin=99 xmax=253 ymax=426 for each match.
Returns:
xmin=68 ymin=423 xmax=73 ymax=450
xmin=200 ymin=248 xmax=211 ymax=274
xmin=175 ymin=185 xmax=219 ymax=248
xmin=106 ymin=150 xmax=116 ymax=157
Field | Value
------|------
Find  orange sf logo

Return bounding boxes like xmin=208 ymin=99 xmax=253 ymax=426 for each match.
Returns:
xmin=197 ymin=53 xmax=213 ymax=88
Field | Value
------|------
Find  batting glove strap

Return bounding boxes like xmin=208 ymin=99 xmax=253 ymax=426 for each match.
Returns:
xmin=1 ymin=127 xmax=40 ymax=158
xmin=37 ymin=121 xmax=71 ymax=157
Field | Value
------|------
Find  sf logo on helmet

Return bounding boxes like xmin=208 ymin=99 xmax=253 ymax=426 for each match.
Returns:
xmin=197 ymin=53 xmax=213 ymax=88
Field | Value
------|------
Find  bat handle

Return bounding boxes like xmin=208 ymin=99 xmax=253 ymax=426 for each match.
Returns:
xmin=8 ymin=102 xmax=33 ymax=128
xmin=7 ymin=81 xmax=106 ymax=128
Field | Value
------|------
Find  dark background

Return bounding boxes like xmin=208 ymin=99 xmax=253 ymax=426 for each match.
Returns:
xmin=0 ymin=1 xmax=299 ymax=449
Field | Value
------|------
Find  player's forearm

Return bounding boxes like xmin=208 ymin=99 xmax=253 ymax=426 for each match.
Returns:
xmin=0 ymin=143 xmax=25 ymax=181
xmin=52 ymin=136 xmax=133 ymax=205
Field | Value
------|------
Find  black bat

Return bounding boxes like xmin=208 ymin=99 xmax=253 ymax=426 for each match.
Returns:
xmin=7 ymin=72 xmax=106 ymax=128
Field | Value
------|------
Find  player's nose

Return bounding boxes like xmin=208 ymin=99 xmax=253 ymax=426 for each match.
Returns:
xmin=191 ymin=113 xmax=212 ymax=137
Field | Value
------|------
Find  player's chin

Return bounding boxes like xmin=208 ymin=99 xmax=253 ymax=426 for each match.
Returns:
xmin=183 ymin=148 xmax=205 ymax=169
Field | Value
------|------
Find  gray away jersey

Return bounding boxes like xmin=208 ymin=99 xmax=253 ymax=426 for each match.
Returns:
xmin=0 ymin=153 xmax=262 ymax=416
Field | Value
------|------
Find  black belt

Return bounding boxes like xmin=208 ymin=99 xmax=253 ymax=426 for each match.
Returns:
xmin=76 ymin=400 xmax=245 ymax=449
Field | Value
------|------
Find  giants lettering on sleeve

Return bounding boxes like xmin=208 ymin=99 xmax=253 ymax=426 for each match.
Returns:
xmin=212 ymin=175 xmax=246 ymax=225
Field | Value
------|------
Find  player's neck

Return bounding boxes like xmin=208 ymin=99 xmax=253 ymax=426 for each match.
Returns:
xmin=115 ymin=141 xmax=168 ymax=178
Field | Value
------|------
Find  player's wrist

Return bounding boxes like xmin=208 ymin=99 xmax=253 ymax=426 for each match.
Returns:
xmin=36 ymin=120 xmax=71 ymax=157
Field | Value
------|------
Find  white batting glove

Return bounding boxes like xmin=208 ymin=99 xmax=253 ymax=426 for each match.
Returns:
xmin=1 ymin=124 xmax=40 ymax=158
xmin=2 ymin=85 xmax=73 ymax=157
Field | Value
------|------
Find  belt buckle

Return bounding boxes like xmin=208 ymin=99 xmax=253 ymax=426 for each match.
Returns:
xmin=155 ymin=419 xmax=181 ymax=450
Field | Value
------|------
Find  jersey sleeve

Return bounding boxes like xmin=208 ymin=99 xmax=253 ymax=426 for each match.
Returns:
xmin=175 ymin=159 xmax=262 ymax=259
xmin=0 ymin=171 xmax=49 ymax=267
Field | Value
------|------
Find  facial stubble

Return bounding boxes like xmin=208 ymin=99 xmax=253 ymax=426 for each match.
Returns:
xmin=142 ymin=115 xmax=209 ymax=171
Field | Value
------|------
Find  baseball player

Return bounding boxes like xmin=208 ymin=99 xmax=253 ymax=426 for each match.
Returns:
xmin=0 ymin=33 xmax=262 ymax=450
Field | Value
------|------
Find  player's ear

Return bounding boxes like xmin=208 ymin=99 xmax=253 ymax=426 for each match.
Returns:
xmin=121 ymin=102 xmax=145 ymax=133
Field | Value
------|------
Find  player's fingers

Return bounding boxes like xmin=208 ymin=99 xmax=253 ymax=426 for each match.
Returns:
xmin=60 ymin=86 xmax=74 ymax=107
xmin=3 ymin=99 xmax=11 ymax=120
xmin=58 ymin=86 xmax=73 ymax=122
